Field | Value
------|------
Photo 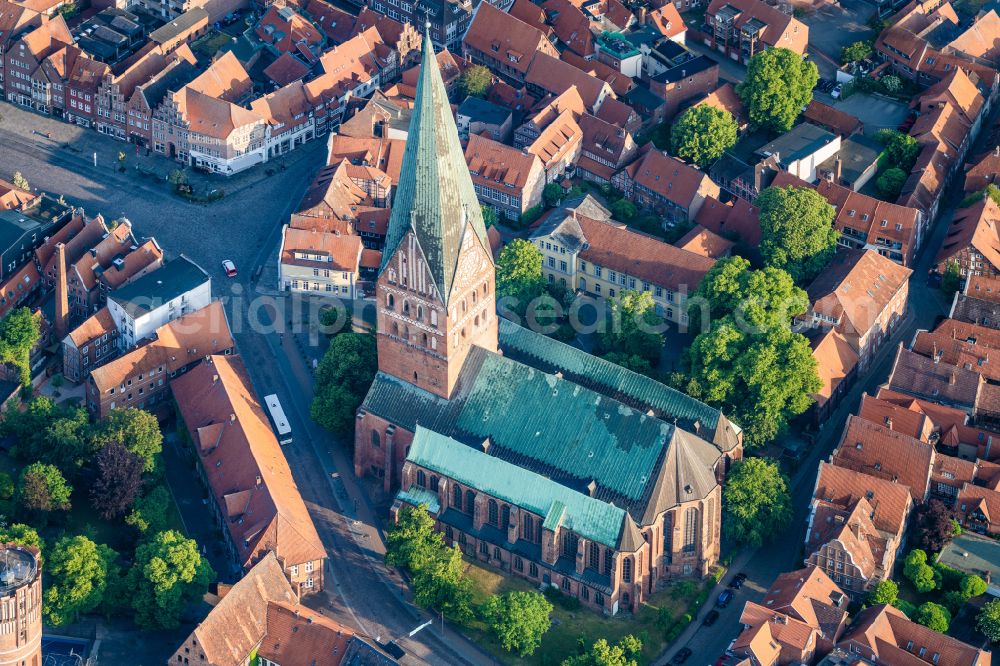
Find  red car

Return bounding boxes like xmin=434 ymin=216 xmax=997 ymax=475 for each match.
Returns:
xmin=222 ymin=259 xmax=237 ymax=277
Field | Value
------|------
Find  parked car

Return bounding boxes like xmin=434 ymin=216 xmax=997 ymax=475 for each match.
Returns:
xmin=716 ymin=590 xmax=734 ymax=608
xmin=831 ymin=83 xmax=843 ymax=99
xmin=728 ymin=577 xmax=743 ymax=590
xmin=222 ymin=259 xmax=237 ymax=277
xmin=725 ymin=639 xmax=737 ymax=657
xmin=672 ymin=648 xmax=692 ymax=664
xmin=703 ymin=610 xmax=720 ymax=626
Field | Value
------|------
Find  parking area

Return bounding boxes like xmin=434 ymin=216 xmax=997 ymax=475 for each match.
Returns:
xmin=829 ymin=92 xmax=911 ymax=136
xmin=800 ymin=0 xmax=877 ymax=76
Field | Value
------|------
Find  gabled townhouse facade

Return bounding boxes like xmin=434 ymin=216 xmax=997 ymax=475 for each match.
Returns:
xmin=277 ymin=226 xmax=369 ymax=299
xmin=462 ymin=2 xmax=557 ymax=84
xmin=935 ymin=195 xmax=1000 ymax=280
xmin=465 ymin=133 xmax=546 ymax=221
xmin=3 ymin=14 xmax=72 ymax=111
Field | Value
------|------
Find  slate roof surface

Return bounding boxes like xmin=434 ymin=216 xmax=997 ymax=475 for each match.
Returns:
xmin=406 ymin=426 xmax=628 ymax=547
xmin=379 ymin=29 xmax=490 ymax=304
xmin=109 ymin=255 xmax=208 ymax=319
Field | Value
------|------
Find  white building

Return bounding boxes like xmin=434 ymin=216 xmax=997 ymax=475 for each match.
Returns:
xmin=107 ymin=255 xmax=211 ymax=348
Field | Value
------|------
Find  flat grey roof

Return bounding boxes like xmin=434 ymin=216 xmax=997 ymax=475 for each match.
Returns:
xmin=109 ymin=255 xmax=209 ymax=318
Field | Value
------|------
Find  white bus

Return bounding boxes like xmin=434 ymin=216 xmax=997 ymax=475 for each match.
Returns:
xmin=264 ymin=394 xmax=293 ymax=445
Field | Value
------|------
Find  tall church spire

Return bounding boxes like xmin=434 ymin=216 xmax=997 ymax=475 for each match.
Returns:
xmin=380 ymin=25 xmax=491 ymax=305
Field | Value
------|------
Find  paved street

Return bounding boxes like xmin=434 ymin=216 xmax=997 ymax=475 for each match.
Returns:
xmin=0 ymin=101 xmax=495 ymax=665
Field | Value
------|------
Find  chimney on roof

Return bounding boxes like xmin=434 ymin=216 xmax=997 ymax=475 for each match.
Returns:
xmin=230 ymin=413 xmax=236 ymax=423
xmin=884 ymin=416 xmax=892 ymax=429
xmin=54 ymin=242 xmax=69 ymax=343
xmin=213 ymin=374 xmax=219 ymax=383
xmin=834 ymin=157 xmax=842 ymax=183
xmin=586 ymin=479 xmax=597 ymax=496
xmin=481 ymin=437 xmax=490 ymax=454
xmin=693 ymin=418 xmax=701 ymax=434
xmin=256 ymin=474 xmax=262 ymax=486
xmin=950 ymin=371 xmax=957 ymax=385
xmin=637 ymin=6 xmax=646 ymax=24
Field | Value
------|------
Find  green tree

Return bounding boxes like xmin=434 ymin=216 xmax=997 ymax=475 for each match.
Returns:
xmin=562 ymin=636 xmax=643 ymax=666
xmin=483 ymin=591 xmax=553 ymax=656
xmin=877 ymin=167 xmax=908 ymax=200
xmin=543 ymin=182 xmax=564 ymax=208
xmin=480 ymin=204 xmax=498 ymax=229
xmin=128 ymin=530 xmax=214 ymax=629
xmin=736 ymin=48 xmax=818 ymax=132
xmin=496 ymin=239 xmax=545 ymax=318
xmin=841 ymin=40 xmax=873 ymax=64
xmin=0 ymin=524 xmax=42 ymax=555
xmin=690 ymin=256 xmax=809 ymax=332
xmin=609 ymin=199 xmax=637 ymax=222
xmin=723 ymin=457 xmax=792 ymax=547
xmin=126 ymin=485 xmax=172 ymax=534
xmin=867 ymin=579 xmax=898 ymax=606
xmin=458 ymin=65 xmax=492 ymax=98
xmin=412 ymin=543 xmax=474 ymax=623
xmin=44 ymin=536 xmax=116 ymax=625
xmin=0 ymin=307 xmax=40 ymax=386
xmin=942 ymin=260 xmax=962 ymax=295
xmin=167 ymin=169 xmax=187 ymax=187
xmin=904 ymin=549 xmax=937 ymax=593
xmin=960 ymin=574 xmax=988 ymax=600
xmin=89 ymin=408 xmax=163 ymax=472
xmin=977 ymin=599 xmax=1000 ymax=641
xmin=756 ymin=186 xmax=838 ymax=284
xmin=878 ymin=129 xmax=920 ymax=172
xmin=600 ymin=290 xmax=665 ymax=364
xmin=670 ymin=106 xmax=738 ymax=168
xmin=385 ymin=503 xmax=441 ymax=573
xmin=11 ymin=172 xmax=29 ymax=191
xmin=0 ymin=472 xmax=15 ymax=501
xmin=685 ymin=318 xmax=819 ymax=445
xmin=882 ymin=75 xmax=902 ymax=93
xmin=17 ymin=462 xmax=71 ymax=515
xmin=310 ymin=333 xmax=377 ymax=434
xmin=915 ymin=602 xmax=951 ymax=633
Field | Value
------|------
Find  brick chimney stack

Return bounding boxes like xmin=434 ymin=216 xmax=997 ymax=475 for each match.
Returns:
xmin=54 ymin=242 xmax=69 ymax=342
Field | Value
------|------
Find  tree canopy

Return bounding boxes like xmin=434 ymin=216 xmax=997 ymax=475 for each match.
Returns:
xmin=961 ymin=574 xmax=988 ymax=600
xmin=126 ymin=484 xmax=172 ymax=534
xmin=459 ymin=65 xmax=492 ymax=98
xmin=609 ymin=199 xmax=637 ymax=222
xmin=90 ymin=442 xmax=144 ymax=520
xmin=18 ymin=462 xmax=72 ymax=516
xmin=670 ymin=106 xmax=738 ymax=168
xmin=0 ymin=524 xmax=42 ymax=555
xmin=683 ymin=258 xmax=819 ymax=445
xmin=11 ymin=172 xmax=29 ymax=191
xmin=913 ymin=500 xmax=957 ymax=553
xmin=878 ymin=129 xmax=920 ymax=172
xmin=723 ymin=457 xmax=792 ymax=547
xmin=311 ymin=332 xmax=378 ymax=434
xmin=977 ymin=599 xmax=1000 ymax=641
xmin=89 ymin=408 xmax=163 ymax=472
xmin=562 ymin=636 xmax=643 ymax=666
xmin=483 ymin=591 xmax=553 ymax=656
xmin=736 ymin=48 xmax=818 ymax=132
xmin=0 ymin=307 xmax=40 ymax=386
xmin=841 ymin=40 xmax=873 ymax=64
xmin=757 ymin=186 xmax=838 ymax=285
xmin=867 ymin=579 xmax=898 ymax=606
xmin=544 ymin=183 xmax=564 ymax=208
xmin=915 ymin=602 xmax=951 ymax=633
xmin=496 ymin=239 xmax=545 ymax=319
xmin=600 ymin=290 xmax=665 ymax=364
xmin=904 ymin=549 xmax=937 ymax=593
xmin=43 ymin=535 xmax=116 ymax=626
xmin=876 ymin=167 xmax=908 ymax=200
xmin=128 ymin=530 xmax=214 ymax=629
xmin=480 ymin=205 xmax=498 ymax=229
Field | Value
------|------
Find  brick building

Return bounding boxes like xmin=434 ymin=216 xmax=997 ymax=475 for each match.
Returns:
xmin=704 ymin=0 xmax=808 ymax=64
xmin=354 ymin=30 xmax=741 ymax=616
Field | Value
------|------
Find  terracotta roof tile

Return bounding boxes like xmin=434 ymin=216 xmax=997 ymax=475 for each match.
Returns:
xmin=694 ymin=83 xmax=747 ymax=127
xmin=525 ymin=51 xmax=612 ymax=112
xmin=463 ymin=3 xmax=554 ymax=77
xmin=857 ymin=393 xmax=934 ymax=442
xmin=936 ymin=196 xmax=1000 ymax=273
xmin=541 ymin=0 xmax=595 ymax=57
xmin=807 ymin=498 xmax=887 ymax=579
xmin=832 ymin=414 xmax=934 ymax=501
xmin=674 ymin=224 xmax=734 ymax=259
xmin=965 ymin=275 xmax=1000 ymax=304
xmin=172 ymin=354 xmax=327 ymax=571
xmin=803 ymin=100 xmax=861 ymax=137
xmin=706 ymin=0 xmax=808 ymax=52
xmin=814 ymin=461 xmax=912 ymax=537
xmin=0 ymin=261 xmax=39 ymax=321
xmin=694 ymin=195 xmax=762 ymax=248
xmin=258 ymin=601 xmax=355 ymax=666
xmin=840 ymin=604 xmax=990 ymax=664
xmin=628 ymin=147 xmax=719 ymax=211
xmin=886 ymin=345 xmax=983 ymax=411
xmin=811 ymin=328 xmax=859 ymax=406
xmin=263 ymin=53 xmax=310 ymax=87
xmin=281 ymin=227 xmax=363 ymax=272
xmin=465 ymin=133 xmax=542 ymax=191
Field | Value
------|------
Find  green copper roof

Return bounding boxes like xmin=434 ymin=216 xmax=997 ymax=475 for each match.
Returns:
xmin=379 ymin=28 xmax=490 ymax=304
xmin=397 ymin=485 xmax=441 ymax=514
xmin=454 ymin=347 xmax=671 ymax=505
xmin=407 ymin=427 xmax=626 ymax=548
xmin=498 ymin=318 xmax=742 ymax=447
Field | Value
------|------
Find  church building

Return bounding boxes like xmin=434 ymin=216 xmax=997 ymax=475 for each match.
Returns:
xmin=353 ymin=28 xmax=743 ymax=615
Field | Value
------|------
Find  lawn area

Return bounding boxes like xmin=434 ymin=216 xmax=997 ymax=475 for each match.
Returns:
xmin=192 ymin=32 xmax=233 ymax=60
xmin=461 ymin=560 xmax=714 ymax=665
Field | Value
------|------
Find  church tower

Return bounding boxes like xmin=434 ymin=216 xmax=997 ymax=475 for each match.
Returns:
xmin=375 ymin=27 xmax=498 ymax=400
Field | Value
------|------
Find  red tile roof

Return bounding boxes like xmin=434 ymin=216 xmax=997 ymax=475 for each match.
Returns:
xmin=811 ymin=328 xmax=859 ymax=406
xmin=463 ymin=2 xmax=555 ymax=77
xmin=814 ymin=461 xmax=912 ymax=536
xmin=172 ymin=354 xmax=326 ymax=571
xmin=935 ymin=196 xmax=1000 ymax=274
xmin=832 ymin=414 xmax=934 ymax=501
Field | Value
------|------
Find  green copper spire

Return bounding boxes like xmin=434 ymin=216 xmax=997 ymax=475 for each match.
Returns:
xmin=379 ymin=24 xmax=491 ymax=304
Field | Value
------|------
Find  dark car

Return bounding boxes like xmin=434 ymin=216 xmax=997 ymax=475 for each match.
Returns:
xmin=734 ymin=572 xmax=748 ymax=584
xmin=703 ymin=610 xmax=720 ymax=626
xmin=728 ymin=577 xmax=743 ymax=589
xmin=716 ymin=590 xmax=734 ymax=608
xmin=672 ymin=648 xmax=693 ymax=664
